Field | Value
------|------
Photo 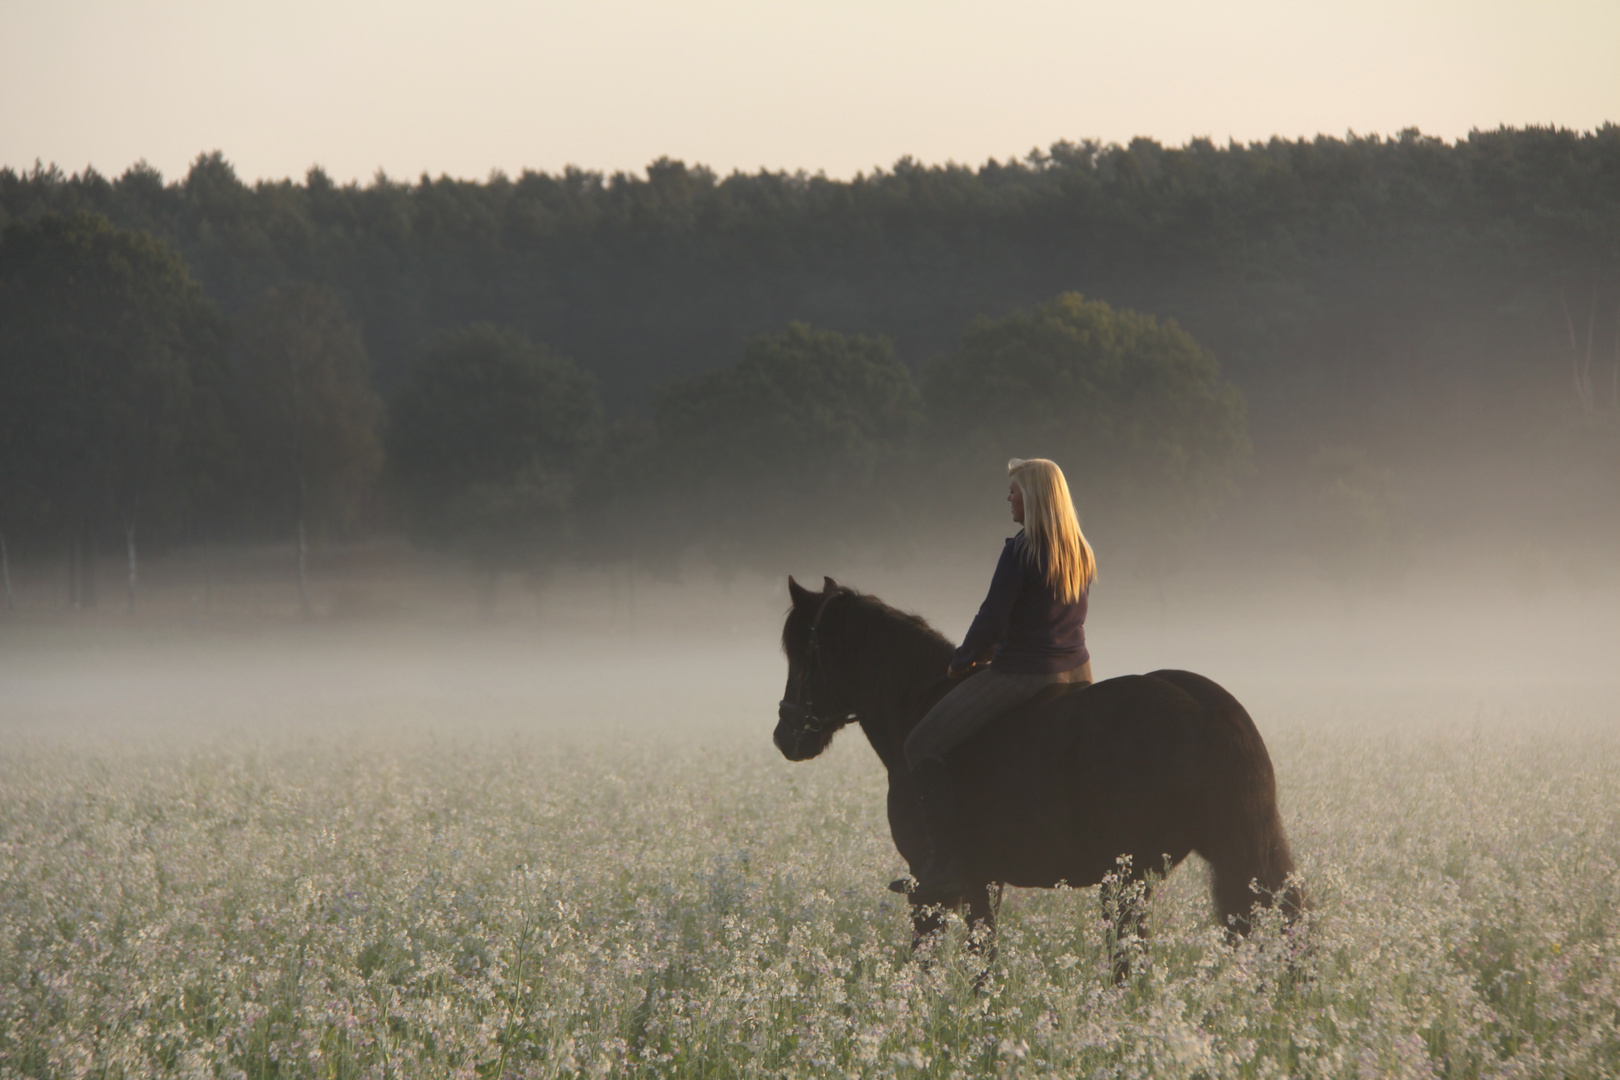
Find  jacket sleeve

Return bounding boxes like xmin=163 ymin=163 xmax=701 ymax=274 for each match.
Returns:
xmin=952 ymin=539 xmax=1024 ymax=668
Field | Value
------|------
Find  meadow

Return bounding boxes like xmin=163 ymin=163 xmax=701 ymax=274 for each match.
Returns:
xmin=2 ymin=582 xmax=1619 ymax=1079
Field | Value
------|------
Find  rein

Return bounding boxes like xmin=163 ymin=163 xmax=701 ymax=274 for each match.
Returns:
xmin=778 ymin=589 xmax=851 ymax=753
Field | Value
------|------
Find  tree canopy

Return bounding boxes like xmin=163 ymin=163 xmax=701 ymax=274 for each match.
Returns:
xmin=3 ymin=127 xmax=1614 ymax=466
xmin=651 ymin=322 xmax=920 ymax=566
xmin=231 ymin=283 xmax=383 ymax=614
xmin=232 ymin=284 xmax=384 ymax=532
xmin=2 ymin=127 xmax=1617 ymax=601
xmin=0 ymin=211 xmax=227 ymax=604
xmin=389 ymin=324 xmax=602 ymax=605
xmin=390 ymin=324 xmax=601 ymax=508
xmin=926 ymin=293 xmax=1250 ymax=571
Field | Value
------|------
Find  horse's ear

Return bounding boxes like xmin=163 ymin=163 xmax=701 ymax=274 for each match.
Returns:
xmin=823 ymin=575 xmax=839 ymax=593
xmin=788 ymin=576 xmax=812 ymax=605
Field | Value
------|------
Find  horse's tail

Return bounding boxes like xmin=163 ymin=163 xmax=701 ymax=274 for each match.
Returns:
xmin=1147 ymin=670 xmax=1307 ymax=936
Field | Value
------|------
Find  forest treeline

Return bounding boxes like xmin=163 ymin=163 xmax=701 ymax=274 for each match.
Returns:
xmin=0 ymin=208 xmax=1246 ymax=611
xmin=2 ymin=126 xmax=1618 ymax=611
xmin=4 ymin=126 xmax=1617 ymax=429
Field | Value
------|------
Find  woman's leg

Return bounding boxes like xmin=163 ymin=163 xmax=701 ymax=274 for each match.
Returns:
xmin=903 ymin=669 xmax=1061 ymax=902
xmin=904 ymin=669 xmax=1057 ymax=771
xmin=1058 ymin=660 xmax=1093 ymax=685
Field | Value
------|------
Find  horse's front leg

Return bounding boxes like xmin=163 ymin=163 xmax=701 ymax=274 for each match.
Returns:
xmin=963 ymin=883 xmax=999 ymax=959
xmin=909 ymin=899 xmax=949 ymax=955
xmin=907 ymin=883 xmax=999 ymax=985
xmin=963 ymin=883 xmax=1001 ymax=990
xmin=1100 ymin=873 xmax=1154 ymax=984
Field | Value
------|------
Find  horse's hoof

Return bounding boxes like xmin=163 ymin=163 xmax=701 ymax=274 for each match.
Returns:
xmin=888 ymin=877 xmax=914 ymax=895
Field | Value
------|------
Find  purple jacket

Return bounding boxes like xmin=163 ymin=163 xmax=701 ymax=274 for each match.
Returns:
xmin=952 ymin=534 xmax=1090 ymax=675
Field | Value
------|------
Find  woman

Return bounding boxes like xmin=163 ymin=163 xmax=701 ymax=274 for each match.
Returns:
xmin=904 ymin=457 xmax=1097 ymax=903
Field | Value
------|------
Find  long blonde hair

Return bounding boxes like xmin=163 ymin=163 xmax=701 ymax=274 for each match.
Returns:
xmin=1008 ymin=458 xmax=1095 ymax=602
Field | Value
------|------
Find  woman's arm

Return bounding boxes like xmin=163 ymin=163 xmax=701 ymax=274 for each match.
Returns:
xmin=951 ymin=539 xmax=1024 ymax=672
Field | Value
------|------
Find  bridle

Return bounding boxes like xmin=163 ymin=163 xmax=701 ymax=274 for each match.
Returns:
xmin=778 ymin=589 xmax=853 ymax=754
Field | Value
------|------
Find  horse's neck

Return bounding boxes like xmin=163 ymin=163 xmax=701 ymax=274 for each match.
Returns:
xmin=855 ymin=711 xmax=906 ymax=774
xmin=856 ymin=679 xmax=951 ymax=775
xmin=847 ymin=633 xmax=955 ymax=775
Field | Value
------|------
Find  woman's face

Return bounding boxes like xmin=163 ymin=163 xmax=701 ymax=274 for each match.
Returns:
xmin=1008 ymin=481 xmax=1025 ymax=525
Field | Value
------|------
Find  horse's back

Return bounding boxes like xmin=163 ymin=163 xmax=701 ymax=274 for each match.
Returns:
xmin=1021 ymin=673 xmax=1217 ymax=794
xmin=1140 ymin=668 xmax=1275 ymax=783
xmin=984 ymin=669 xmax=1262 ymax=762
xmin=972 ymin=672 xmax=1208 ymax=757
xmin=958 ymin=670 xmax=1271 ymax=887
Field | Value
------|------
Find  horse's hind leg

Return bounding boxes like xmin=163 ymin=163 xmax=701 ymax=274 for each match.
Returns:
xmin=1208 ymin=833 xmax=1305 ymax=944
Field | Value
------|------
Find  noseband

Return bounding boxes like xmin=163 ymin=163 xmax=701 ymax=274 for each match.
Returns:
xmin=779 ymin=590 xmax=852 ymax=753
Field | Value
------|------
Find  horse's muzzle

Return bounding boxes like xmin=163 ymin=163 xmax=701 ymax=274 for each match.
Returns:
xmin=774 ymin=700 xmax=820 ymax=760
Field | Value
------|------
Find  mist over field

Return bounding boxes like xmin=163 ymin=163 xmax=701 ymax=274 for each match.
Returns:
xmin=4 ymin=537 xmax=1619 ymax=733
xmin=4 ymin=546 xmax=1620 ymax=1077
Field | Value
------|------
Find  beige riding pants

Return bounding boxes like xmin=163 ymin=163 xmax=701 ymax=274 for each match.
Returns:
xmin=902 ymin=662 xmax=1093 ymax=771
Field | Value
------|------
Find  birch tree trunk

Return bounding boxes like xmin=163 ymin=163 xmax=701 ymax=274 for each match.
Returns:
xmin=1563 ymin=292 xmax=1598 ymax=412
xmin=627 ymin=557 xmax=638 ymax=637
xmin=84 ymin=536 xmax=96 ymax=608
xmin=1 ymin=529 xmax=13 ymax=611
xmin=124 ymin=518 xmax=138 ymax=615
xmin=288 ymin=339 xmax=313 ymax=621
xmin=71 ymin=532 xmax=97 ymax=609
xmin=296 ymin=513 xmax=311 ymax=620
xmin=1612 ymin=294 xmax=1619 ymax=411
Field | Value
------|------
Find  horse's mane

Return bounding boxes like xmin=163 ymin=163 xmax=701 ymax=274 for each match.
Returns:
xmin=784 ymin=587 xmax=956 ymax=683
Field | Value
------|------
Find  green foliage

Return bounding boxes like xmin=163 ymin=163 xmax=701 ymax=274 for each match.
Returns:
xmin=6 ymin=128 xmax=1614 ymax=443
xmin=652 ymin=322 xmax=920 ymax=567
xmin=925 ymin=293 xmax=1250 ymax=574
xmin=3 ymin=128 xmax=1618 ymax=571
xmin=0 ymin=211 xmax=228 ymax=546
xmin=6 ymin=694 xmax=1620 ymax=1077
xmin=389 ymin=325 xmax=602 ymax=587
xmin=391 ymin=324 xmax=601 ymax=505
xmin=231 ymin=284 xmax=384 ymax=533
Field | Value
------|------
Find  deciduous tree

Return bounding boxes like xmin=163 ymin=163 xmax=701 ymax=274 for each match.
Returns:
xmin=0 ymin=211 xmax=228 ymax=611
xmin=653 ymin=322 xmax=920 ymax=569
xmin=924 ymin=293 xmax=1250 ymax=577
xmin=233 ymin=284 xmax=383 ymax=617
xmin=389 ymin=324 xmax=601 ymax=614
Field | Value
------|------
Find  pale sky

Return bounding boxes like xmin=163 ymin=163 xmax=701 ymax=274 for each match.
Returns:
xmin=3 ymin=0 xmax=1616 ymax=185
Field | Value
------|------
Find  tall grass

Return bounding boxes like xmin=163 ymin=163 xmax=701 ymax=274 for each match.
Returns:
xmin=3 ymin=712 xmax=1617 ymax=1078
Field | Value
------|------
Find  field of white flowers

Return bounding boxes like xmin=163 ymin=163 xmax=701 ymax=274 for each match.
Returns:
xmin=2 ymin=629 xmax=1618 ymax=1079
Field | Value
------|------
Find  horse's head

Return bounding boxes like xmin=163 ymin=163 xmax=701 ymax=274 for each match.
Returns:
xmin=775 ymin=575 xmax=858 ymax=761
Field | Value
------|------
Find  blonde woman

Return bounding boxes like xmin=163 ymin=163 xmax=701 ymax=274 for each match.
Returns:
xmin=904 ymin=457 xmax=1097 ymax=903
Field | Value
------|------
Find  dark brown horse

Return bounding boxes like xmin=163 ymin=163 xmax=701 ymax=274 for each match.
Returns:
xmin=774 ymin=577 xmax=1304 ymax=966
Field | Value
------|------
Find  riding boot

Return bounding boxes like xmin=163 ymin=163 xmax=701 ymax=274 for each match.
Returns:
xmin=910 ymin=757 xmax=972 ymax=905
